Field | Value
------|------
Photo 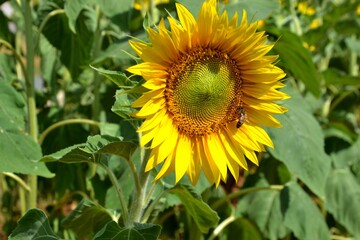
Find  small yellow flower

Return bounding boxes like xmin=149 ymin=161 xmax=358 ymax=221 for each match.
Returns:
xmin=356 ymin=3 xmax=360 ymax=15
xmin=133 ymin=0 xmax=169 ymax=11
xmin=298 ymin=1 xmax=315 ymax=16
xmin=309 ymin=18 xmax=321 ymax=29
xmin=303 ymin=42 xmax=316 ymax=52
xmin=257 ymin=20 xmax=266 ymax=29
xmin=128 ymin=0 xmax=289 ymax=185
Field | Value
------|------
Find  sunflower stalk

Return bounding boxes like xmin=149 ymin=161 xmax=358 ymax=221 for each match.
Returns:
xmin=100 ymin=161 xmax=130 ymax=227
xmin=21 ymin=0 xmax=39 ymax=210
xmin=128 ymin=140 xmax=151 ymax=224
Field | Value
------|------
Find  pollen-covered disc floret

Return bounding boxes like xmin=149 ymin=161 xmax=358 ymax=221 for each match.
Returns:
xmin=127 ymin=0 xmax=289 ymax=185
xmin=166 ymin=47 xmax=243 ymax=136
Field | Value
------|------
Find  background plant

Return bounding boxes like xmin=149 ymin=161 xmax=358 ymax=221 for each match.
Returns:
xmin=0 ymin=0 xmax=359 ymax=239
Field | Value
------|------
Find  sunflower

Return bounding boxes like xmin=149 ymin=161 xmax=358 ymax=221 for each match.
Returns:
xmin=127 ymin=0 xmax=289 ymax=185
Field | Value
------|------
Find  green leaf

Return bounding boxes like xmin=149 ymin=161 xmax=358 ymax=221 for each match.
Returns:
xmin=236 ymin=177 xmax=288 ymax=240
xmin=90 ymin=66 xmax=135 ymax=88
xmin=0 ymin=54 xmax=16 ymax=82
xmin=325 ymin=169 xmax=360 ymax=239
xmin=168 ymin=185 xmax=219 ymax=233
xmin=40 ymin=144 xmax=92 ymax=163
xmin=227 ymin=218 xmax=262 ymax=240
xmin=64 ymin=0 xmax=89 ymax=33
xmin=62 ymin=199 xmax=113 ymax=237
xmin=39 ymin=33 xmax=58 ymax=85
xmin=41 ymin=5 xmax=96 ymax=80
xmin=322 ymin=68 xmax=360 ymax=86
xmin=0 ymin=82 xmax=53 ymax=177
xmin=40 ymin=135 xmax=137 ymax=164
xmin=267 ymin=87 xmax=331 ymax=198
xmin=93 ymin=221 xmax=161 ymax=240
xmin=281 ymin=182 xmax=330 ymax=240
xmin=271 ymin=30 xmax=321 ymax=97
xmin=97 ymin=0 xmax=133 ymax=18
xmin=112 ymin=89 xmax=137 ymax=119
xmin=0 ymin=10 xmax=12 ymax=42
xmin=9 ymin=209 xmax=61 ymax=240
xmin=222 ymin=0 xmax=280 ymax=22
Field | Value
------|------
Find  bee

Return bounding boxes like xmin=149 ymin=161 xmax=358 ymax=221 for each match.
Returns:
xmin=236 ymin=107 xmax=246 ymax=128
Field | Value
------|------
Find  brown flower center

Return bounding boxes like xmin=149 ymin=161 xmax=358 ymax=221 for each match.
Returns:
xmin=165 ymin=47 xmax=243 ymax=136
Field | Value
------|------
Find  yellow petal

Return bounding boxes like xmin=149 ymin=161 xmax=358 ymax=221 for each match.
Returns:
xmin=154 ymin=150 xmax=175 ymax=181
xmin=138 ymin=108 xmax=166 ymax=132
xmin=151 ymin=115 xmax=174 ymax=148
xmin=195 ymin=137 xmax=215 ymax=184
xmin=132 ymin=89 xmax=164 ymax=108
xmin=127 ymin=62 xmax=167 ymax=76
xmin=220 ymin=130 xmax=248 ymax=170
xmin=175 ymin=3 xmax=196 ymax=32
xmin=243 ymin=124 xmax=274 ymax=148
xmin=156 ymin=125 xmax=179 ymax=164
xmin=135 ymin=97 xmax=165 ymax=118
xmin=175 ymin=134 xmax=192 ymax=182
xmin=203 ymin=133 xmax=228 ymax=179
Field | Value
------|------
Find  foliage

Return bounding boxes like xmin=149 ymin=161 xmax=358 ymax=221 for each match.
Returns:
xmin=0 ymin=0 xmax=359 ymax=239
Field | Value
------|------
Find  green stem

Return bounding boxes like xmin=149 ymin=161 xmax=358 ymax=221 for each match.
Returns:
xmin=208 ymin=215 xmax=237 ymax=240
xmin=35 ymin=9 xmax=65 ymax=48
xmin=0 ymin=39 xmax=28 ymax=84
xmin=38 ymin=119 xmax=100 ymax=145
xmin=22 ymin=0 xmax=38 ymax=210
xmin=349 ymin=35 xmax=359 ymax=77
xmin=290 ymin=0 xmax=303 ymax=36
xmin=129 ymin=133 xmax=151 ymax=223
xmin=3 ymin=172 xmax=31 ymax=192
xmin=211 ymin=185 xmax=284 ymax=210
xmin=19 ymin=186 xmax=26 ymax=216
xmin=141 ymin=189 xmax=165 ymax=223
xmin=100 ymin=161 xmax=130 ymax=227
xmin=91 ymin=6 xmax=103 ymax=131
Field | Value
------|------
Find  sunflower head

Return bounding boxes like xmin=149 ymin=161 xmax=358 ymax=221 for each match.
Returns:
xmin=127 ymin=0 xmax=289 ymax=186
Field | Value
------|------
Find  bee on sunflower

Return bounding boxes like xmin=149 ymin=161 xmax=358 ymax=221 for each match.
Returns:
xmin=128 ymin=0 xmax=289 ymax=186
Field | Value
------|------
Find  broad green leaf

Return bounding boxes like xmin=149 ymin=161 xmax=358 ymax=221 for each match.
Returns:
xmin=62 ymin=199 xmax=113 ymax=237
xmin=323 ymin=68 xmax=360 ymax=86
xmin=222 ymin=0 xmax=280 ymax=22
xmin=0 ymin=10 xmax=12 ymax=42
xmin=334 ymin=19 xmax=360 ymax=36
xmin=41 ymin=5 xmax=96 ymax=80
xmin=64 ymin=0 xmax=89 ymax=33
xmin=39 ymin=33 xmax=58 ymax=85
xmin=227 ymin=218 xmax=262 ymax=240
xmin=40 ymin=144 xmax=92 ymax=163
xmin=0 ymin=82 xmax=53 ymax=177
xmin=90 ymin=66 xmax=135 ymax=88
xmin=281 ymin=182 xmax=330 ymax=240
xmin=271 ymin=30 xmax=321 ymax=97
xmin=93 ymin=221 xmax=161 ymax=240
xmin=41 ymin=135 xmax=137 ymax=164
xmin=332 ymin=137 xmax=360 ymax=169
xmin=267 ymin=88 xmax=331 ymax=198
xmin=168 ymin=185 xmax=219 ymax=233
xmin=0 ymin=54 xmax=16 ymax=82
xmin=237 ymin=177 xmax=288 ymax=240
xmin=9 ymin=209 xmax=60 ymax=240
xmin=98 ymin=0 xmax=133 ymax=18
xmin=112 ymin=89 xmax=137 ymax=119
xmin=83 ymin=135 xmax=137 ymax=160
xmin=325 ymin=169 xmax=360 ymax=239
